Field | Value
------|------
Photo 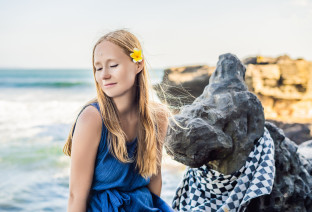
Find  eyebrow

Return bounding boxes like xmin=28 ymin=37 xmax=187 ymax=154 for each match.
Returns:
xmin=94 ymin=58 xmax=116 ymax=66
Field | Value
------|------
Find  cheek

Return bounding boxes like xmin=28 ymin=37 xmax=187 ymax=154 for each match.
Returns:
xmin=124 ymin=67 xmax=137 ymax=81
xmin=123 ymin=72 xmax=137 ymax=86
xmin=95 ymin=71 xmax=100 ymax=80
xmin=94 ymin=73 xmax=102 ymax=86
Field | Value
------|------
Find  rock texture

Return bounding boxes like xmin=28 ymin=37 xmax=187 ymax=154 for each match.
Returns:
xmin=267 ymin=120 xmax=311 ymax=145
xmin=154 ymin=54 xmax=312 ymax=142
xmin=165 ymin=53 xmax=265 ymax=175
xmin=246 ymin=122 xmax=312 ymax=212
xmin=244 ymin=55 xmax=312 ymax=124
xmin=298 ymin=140 xmax=312 ymax=162
xmin=164 ymin=53 xmax=312 ymax=211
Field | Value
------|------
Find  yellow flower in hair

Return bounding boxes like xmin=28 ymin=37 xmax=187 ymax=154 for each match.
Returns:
xmin=130 ymin=48 xmax=143 ymax=63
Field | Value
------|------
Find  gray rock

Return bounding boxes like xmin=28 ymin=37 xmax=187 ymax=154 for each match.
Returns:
xmin=246 ymin=122 xmax=312 ymax=212
xmin=155 ymin=54 xmax=312 ymax=128
xmin=165 ymin=53 xmax=265 ymax=174
xmin=165 ymin=53 xmax=312 ymax=211
xmin=298 ymin=140 xmax=312 ymax=161
xmin=267 ymin=120 xmax=312 ymax=144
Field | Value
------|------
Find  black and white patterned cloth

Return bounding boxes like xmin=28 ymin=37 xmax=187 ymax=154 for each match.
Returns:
xmin=172 ymin=127 xmax=275 ymax=212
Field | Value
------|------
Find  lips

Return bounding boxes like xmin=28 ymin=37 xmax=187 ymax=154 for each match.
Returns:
xmin=104 ymin=83 xmax=116 ymax=86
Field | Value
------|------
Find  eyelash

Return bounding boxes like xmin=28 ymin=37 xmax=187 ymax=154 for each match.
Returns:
xmin=96 ymin=64 xmax=118 ymax=71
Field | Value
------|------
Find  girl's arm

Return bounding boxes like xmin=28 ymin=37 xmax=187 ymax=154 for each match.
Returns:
xmin=67 ymin=106 xmax=102 ymax=212
xmin=147 ymin=109 xmax=169 ymax=197
xmin=148 ymin=162 xmax=163 ymax=197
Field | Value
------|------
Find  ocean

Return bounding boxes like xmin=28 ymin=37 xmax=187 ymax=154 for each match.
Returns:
xmin=0 ymin=68 xmax=186 ymax=211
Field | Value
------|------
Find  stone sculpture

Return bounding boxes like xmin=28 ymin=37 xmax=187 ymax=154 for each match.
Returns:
xmin=164 ymin=53 xmax=312 ymax=211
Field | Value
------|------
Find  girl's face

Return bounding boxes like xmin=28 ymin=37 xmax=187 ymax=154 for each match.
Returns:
xmin=93 ymin=40 xmax=143 ymax=99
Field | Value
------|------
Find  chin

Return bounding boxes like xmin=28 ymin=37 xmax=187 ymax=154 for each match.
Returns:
xmin=103 ymin=91 xmax=120 ymax=98
xmin=102 ymin=87 xmax=132 ymax=99
xmin=103 ymin=92 xmax=114 ymax=98
xmin=101 ymin=88 xmax=114 ymax=97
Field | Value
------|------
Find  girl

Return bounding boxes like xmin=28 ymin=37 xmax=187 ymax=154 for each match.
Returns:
xmin=63 ymin=29 xmax=175 ymax=211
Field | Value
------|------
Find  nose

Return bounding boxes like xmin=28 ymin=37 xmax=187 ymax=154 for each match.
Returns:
xmin=100 ymin=67 xmax=111 ymax=79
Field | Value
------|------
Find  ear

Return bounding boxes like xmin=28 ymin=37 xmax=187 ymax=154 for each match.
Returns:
xmin=136 ymin=59 xmax=144 ymax=74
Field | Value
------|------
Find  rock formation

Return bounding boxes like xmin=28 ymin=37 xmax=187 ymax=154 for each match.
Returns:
xmin=247 ymin=122 xmax=312 ymax=212
xmin=298 ymin=140 xmax=312 ymax=162
xmin=267 ymin=120 xmax=311 ymax=145
xmin=164 ymin=53 xmax=312 ymax=211
xmin=244 ymin=55 xmax=312 ymax=124
xmin=154 ymin=54 xmax=312 ymax=143
xmin=165 ymin=53 xmax=265 ymax=175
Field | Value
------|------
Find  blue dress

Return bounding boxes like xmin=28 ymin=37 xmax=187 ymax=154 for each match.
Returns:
xmin=72 ymin=102 xmax=174 ymax=212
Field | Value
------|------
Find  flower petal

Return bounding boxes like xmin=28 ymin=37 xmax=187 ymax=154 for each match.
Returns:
xmin=130 ymin=48 xmax=142 ymax=63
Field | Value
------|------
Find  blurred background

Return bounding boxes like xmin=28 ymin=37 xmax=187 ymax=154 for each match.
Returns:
xmin=0 ymin=0 xmax=311 ymax=211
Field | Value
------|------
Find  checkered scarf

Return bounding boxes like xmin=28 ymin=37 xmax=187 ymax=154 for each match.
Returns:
xmin=172 ymin=127 xmax=275 ymax=212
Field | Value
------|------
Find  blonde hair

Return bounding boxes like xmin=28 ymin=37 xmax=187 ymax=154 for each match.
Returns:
xmin=63 ymin=29 xmax=185 ymax=179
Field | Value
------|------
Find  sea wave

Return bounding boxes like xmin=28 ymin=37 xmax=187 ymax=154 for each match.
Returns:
xmin=0 ymin=81 xmax=93 ymax=88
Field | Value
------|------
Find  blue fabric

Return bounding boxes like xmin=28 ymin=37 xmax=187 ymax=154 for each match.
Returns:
xmin=72 ymin=102 xmax=174 ymax=212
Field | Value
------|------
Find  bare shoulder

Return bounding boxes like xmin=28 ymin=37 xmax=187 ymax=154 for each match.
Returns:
xmin=72 ymin=105 xmax=102 ymax=148
xmin=76 ymin=105 xmax=102 ymax=129
xmin=68 ymin=104 xmax=102 ymax=202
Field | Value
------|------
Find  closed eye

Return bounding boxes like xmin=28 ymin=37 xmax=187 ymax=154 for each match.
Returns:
xmin=96 ymin=64 xmax=118 ymax=71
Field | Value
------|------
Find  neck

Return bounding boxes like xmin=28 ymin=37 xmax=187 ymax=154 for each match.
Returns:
xmin=117 ymin=101 xmax=138 ymax=120
xmin=112 ymin=87 xmax=138 ymax=120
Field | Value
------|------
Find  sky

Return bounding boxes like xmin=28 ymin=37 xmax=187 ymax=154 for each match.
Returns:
xmin=0 ymin=0 xmax=311 ymax=69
